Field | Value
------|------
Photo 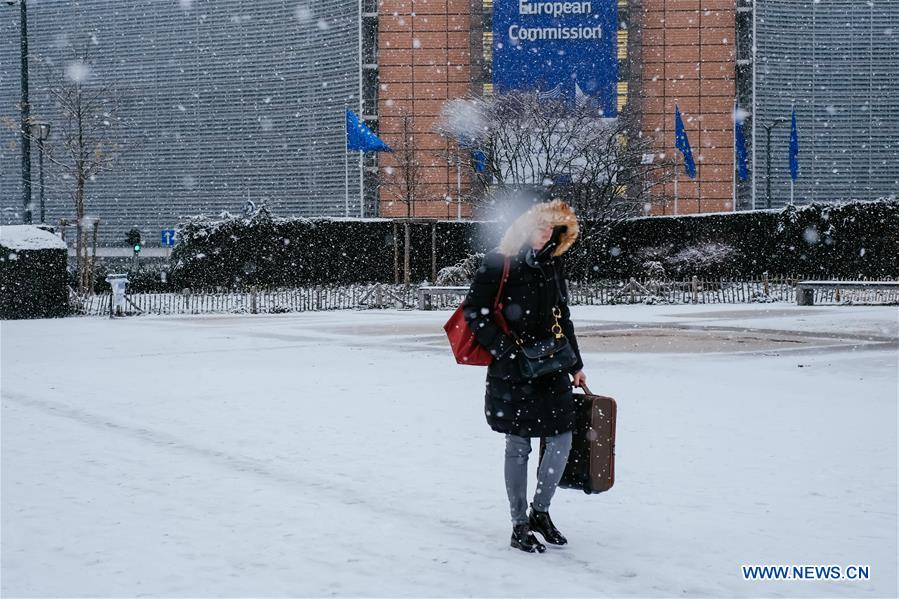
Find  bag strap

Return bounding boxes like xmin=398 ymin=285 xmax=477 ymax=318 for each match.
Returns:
xmin=492 ymin=256 xmax=514 ymax=338
xmin=492 ymin=256 xmax=510 ymax=310
xmin=549 ymin=261 xmax=566 ymax=339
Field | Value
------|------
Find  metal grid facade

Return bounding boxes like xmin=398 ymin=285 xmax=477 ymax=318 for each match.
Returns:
xmin=751 ymin=0 xmax=899 ymax=208
xmin=1 ymin=0 xmax=369 ymax=245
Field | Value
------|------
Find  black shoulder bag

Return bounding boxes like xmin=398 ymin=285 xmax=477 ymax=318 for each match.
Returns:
xmin=513 ymin=264 xmax=578 ymax=379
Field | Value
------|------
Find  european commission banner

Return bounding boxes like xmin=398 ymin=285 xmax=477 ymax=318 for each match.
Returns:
xmin=492 ymin=0 xmax=618 ymax=116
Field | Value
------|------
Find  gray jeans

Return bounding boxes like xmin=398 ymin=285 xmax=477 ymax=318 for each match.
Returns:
xmin=504 ymin=432 xmax=573 ymax=525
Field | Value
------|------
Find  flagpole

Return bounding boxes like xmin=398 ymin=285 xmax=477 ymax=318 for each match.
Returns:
xmin=456 ymin=158 xmax=462 ymax=221
xmin=359 ymin=151 xmax=364 ymax=217
xmin=358 ymin=0 xmax=364 ymax=218
xmin=344 ymin=106 xmax=350 ymax=217
xmin=789 ymin=105 xmax=797 ymax=206
xmin=674 ymin=161 xmax=679 ymax=216
xmin=751 ymin=0 xmax=758 ymax=210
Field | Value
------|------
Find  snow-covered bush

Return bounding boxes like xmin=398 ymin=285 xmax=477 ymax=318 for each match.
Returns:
xmin=435 ymin=253 xmax=485 ymax=285
xmin=600 ymin=199 xmax=899 ymax=279
xmin=749 ymin=291 xmax=778 ymax=303
xmin=1 ymin=226 xmax=69 ymax=319
xmin=642 ymin=260 xmax=667 ymax=281
xmin=167 ymin=199 xmax=898 ymax=288
xmin=668 ymin=243 xmax=738 ymax=274
xmin=170 ymin=209 xmax=487 ymax=288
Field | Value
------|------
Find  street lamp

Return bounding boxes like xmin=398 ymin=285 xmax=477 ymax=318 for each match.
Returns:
xmin=762 ymin=117 xmax=787 ymax=209
xmin=6 ymin=0 xmax=32 ymax=224
xmin=455 ymin=153 xmax=462 ymax=221
xmin=30 ymin=121 xmax=50 ymax=223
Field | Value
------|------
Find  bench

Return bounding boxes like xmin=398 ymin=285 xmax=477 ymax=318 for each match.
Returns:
xmin=795 ymin=280 xmax=899 ymax=306
xmin=417 ymin=286 xmax=469 ymax=310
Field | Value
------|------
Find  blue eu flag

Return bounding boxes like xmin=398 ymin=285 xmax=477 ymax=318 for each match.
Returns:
xmin=471 ymin=149 xmax=487 ymax=173
xmin=789 ymin=108 xmax=799 ymax=181
xmin=734 ymin=107 xmax=749 ymax=180
xmin=346 ymin=108 xmax=392 ymax=152
xmin=675 ymin=105 xmax=696 ymax=179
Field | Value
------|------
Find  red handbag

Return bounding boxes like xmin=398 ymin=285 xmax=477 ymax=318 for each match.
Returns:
xmin=443 ymin=256 xmax=511 ymax=365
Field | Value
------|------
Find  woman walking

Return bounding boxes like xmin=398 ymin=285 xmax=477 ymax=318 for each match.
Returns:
xmin=463 ymin=200 xmax=587 ymax=554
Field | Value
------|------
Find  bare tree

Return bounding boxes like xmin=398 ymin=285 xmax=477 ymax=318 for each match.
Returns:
xmin=437 ymin=92 xmax=673 ymax=223
xmin=562 ymin=109 xmax=674 ymax=221
xmin=380 ymin=113 xmax=427 ymax=284
xmin=381 ymin=113 xmax=424 ymax=219
xmin=34 ymin=48 xmax=122 ymax=294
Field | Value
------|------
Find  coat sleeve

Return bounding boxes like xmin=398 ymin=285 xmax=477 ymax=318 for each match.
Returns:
xmin=556 ymin=260 xmax=584 ymax=374
xmin=462 ymin=252 xmax=516 ymax=360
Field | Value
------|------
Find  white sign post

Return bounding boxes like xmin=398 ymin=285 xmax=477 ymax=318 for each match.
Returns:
xmin=105 ymin=273 xmax=129 ymax=318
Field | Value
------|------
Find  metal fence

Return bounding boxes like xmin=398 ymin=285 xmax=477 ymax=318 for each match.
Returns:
xmin=75 ymin=284 xmax=418 ymax=317
xmin=567 ymin=276 xmax=798 ymax=305
xmin=72 ymin=276 xmax=899 ymax=317
xmin=586 ymin=276 xmax=899 ymax=306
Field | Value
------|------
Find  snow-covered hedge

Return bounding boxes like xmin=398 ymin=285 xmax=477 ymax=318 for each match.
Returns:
xmin=169 ymin=200 xmax=899 ymax=288
xmin=1 ymin=226 xmax=69 ymax=319
xmin=576 ymin=199 xmax=899 ymax=280
xmin=170 ymin=208 xmax=484 ymax=288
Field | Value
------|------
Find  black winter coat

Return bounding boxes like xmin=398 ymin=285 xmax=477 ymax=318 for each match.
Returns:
xmin=463 ymin=248 xmax=584 ymax=438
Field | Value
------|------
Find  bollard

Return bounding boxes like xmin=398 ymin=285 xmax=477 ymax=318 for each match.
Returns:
xmin=796 ymin=287 xmax=814 ymax=306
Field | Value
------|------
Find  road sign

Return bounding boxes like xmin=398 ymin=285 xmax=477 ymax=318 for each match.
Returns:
xmin=161 ymin=229 xmax=177 ymax=247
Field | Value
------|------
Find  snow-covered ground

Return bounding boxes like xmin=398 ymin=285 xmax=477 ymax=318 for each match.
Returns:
xmin=2 ymin=305 xmax=897 ymax=598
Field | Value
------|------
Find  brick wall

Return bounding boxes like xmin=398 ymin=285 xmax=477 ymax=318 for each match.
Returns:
xmin=639 ymin=0 xmax=737 ymax=214
xmin=377 ymin=0 xmax=474 ymax=218
xmin=377 ymin=0 xmax=737 ymax=218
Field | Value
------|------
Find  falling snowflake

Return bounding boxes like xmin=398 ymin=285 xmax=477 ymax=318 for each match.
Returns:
xmin=64 ymin=61 xmax=91 ymax=84
xmin=295 ymin=4 xmax=312 ymax=23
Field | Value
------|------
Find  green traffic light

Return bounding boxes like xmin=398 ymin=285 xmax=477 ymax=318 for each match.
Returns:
xmin=134 ymin=244 xmax=141 ymax=253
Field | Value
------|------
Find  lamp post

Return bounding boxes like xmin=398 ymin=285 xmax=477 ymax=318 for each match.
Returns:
xmin=762 ymin=117 xmax=787 ymax=209
xmin=455 ymin=154 xmax=462 ymax=221
xmin=6 ymin=0 xmax=32 ymax=223
xmin=30 ymin=121 xmax=50 ymax=223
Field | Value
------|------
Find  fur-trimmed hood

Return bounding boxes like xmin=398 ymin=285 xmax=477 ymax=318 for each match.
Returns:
xmin=497 ymin=200 xmax=579 ymax=257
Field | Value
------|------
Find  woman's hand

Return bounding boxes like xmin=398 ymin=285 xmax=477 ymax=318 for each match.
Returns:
xmin=571 ymin=370 xmax=587 ymax=388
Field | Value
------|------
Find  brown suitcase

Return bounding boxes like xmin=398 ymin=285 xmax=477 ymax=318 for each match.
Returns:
xmin=541 ymin=385 xmax=617 ymax=494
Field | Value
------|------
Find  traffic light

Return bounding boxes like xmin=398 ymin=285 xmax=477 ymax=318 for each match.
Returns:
xmin=126 ymin=228 xmax=142 ymax=255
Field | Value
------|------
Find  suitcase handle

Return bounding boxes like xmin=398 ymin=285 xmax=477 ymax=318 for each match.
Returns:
xmin=573 ymin=382 xmax=592 ymax=395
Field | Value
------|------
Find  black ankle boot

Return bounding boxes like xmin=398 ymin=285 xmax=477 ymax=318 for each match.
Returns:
xmin=528 ymin=504 xmax=568 ymax=545
xmin=510 ymin=523 xmax=546 ymax=553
